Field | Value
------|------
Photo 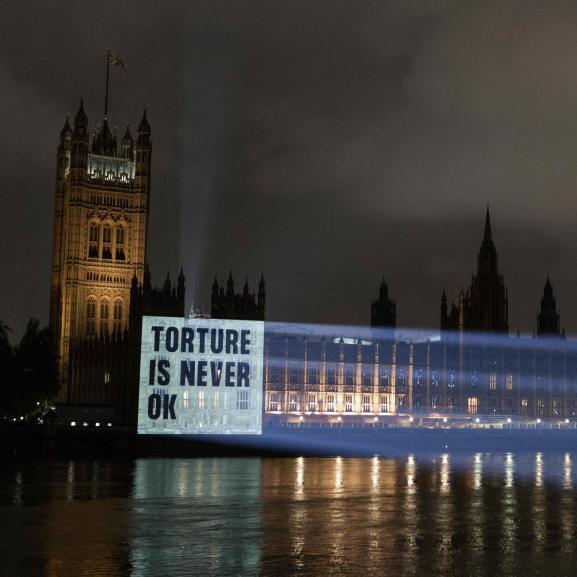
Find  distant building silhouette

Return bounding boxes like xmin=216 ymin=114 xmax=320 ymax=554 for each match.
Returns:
xmin=537 ymin=276 xmax=563 ymax=338
xmin=441 ymin=207 xmax=508 ymax=334
xmin=370 ymin=278 xmax=396 ymax=328
xmin=211 ymin=273 xmax=266 ymax=320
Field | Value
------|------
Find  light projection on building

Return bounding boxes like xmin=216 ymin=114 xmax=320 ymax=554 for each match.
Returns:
xmin=137 ymin=316 xmax=265 ymax=435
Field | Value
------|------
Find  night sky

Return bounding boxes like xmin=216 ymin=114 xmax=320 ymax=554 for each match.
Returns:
xmin=3 ymin=0 xmax=577 ymax=338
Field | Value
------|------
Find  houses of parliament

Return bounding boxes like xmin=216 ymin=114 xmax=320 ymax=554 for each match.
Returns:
xmin=49 ymin=98 xmax=264 ymax=422
xmin=50 ymin=94 xmax=577 ymax=425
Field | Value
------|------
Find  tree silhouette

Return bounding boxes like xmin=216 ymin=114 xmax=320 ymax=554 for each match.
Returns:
xmin=0 ymin=321 xmax=15 ymax=414
xmin=0 ymin=319 xmax=58 ymax=417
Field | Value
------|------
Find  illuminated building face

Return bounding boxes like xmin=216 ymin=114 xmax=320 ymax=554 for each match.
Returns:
xmin=50 ymin=101 xmax=152 ymax=403
xmin=262 ymin=325 xmax=577 ymax=423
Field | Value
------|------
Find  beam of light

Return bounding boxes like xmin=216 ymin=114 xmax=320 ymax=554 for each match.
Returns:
xmin=155 ymin=319 xmax=577 ymax=463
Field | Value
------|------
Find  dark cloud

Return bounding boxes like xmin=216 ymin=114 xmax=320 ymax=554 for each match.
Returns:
xmin=1 ymin=0 xmax=577 ymax=337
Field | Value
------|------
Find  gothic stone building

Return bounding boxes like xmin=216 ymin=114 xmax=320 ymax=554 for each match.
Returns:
xmin=49 ymin=100 xmax=185 ymax=421
xmin=211 ymin=273 xmax=266 ymax=321
xmin=263 ymin=211 xmax=577 ymax=423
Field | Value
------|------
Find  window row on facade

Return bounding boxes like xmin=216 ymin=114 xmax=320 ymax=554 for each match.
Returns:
xmin=265 ymin=390 xmax=577 ymax=418
xmin=88 ymin=222 xmax=127 ymax=261
xmin=181 ymin=389 xmax=250 ymax=411
xmin=89 ymin=194 xmax=131 ymax=207
xmin=86 ymin=271 xmax=127 ymax=284
xmin=86 ymin=296 xmax=123 ymax=336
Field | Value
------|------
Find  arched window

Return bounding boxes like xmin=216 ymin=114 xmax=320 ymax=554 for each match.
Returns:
xmin=86 ymin=297 xmax=96 ymax=336
xmin=100 ymin=298 xmax=110 ymax=335
xmin=113 ymin=299 xmax=122 ymax=334
xmin=88 ymin=224 xmax=99 ymax=258
xmin=102 ymin=225 xmax=112 ymax=259
xmin=115 ymin=226 xmax=125 ymax=260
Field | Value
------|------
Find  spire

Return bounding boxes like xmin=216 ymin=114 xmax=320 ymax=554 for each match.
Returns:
xmin=122 ymin=122 xmax=133 ymax=143
xmin=226 ymin=271 xmax=235 ymax=297
xmin=537 ymin=276 xmax=561 ymax=337
xmin=137 ymin=106 xmax=151 ymax=148
xmin=74 ymin=98 xmax=88 ymax=127
xmin=477 ymin=206 xmax=498 ymax=279
xmin=163 ymin=272 xmax=171 ymax=294
xmin=92 ymin=117 xmax=116 ymax=155
xmin=257 ymin=273 xmax=266 ymax=318
xmin=483 ymin=205 xmax=492 ymax=244
xmin=121 ymin=122 xmax=134 ymax=158
xmin=138 ymin=106 xmax=150 ymax=134
xmin=60 ymin=114 xmax=72 ymax=140
xmin=143 ymin=262 xmax=151 ymax=291
xmin=379 ymin=277 xmax=389 ymax=299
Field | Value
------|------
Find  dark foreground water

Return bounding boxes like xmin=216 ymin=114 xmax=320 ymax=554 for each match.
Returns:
xmin=2 ymin=453 xmax=577 ymax=576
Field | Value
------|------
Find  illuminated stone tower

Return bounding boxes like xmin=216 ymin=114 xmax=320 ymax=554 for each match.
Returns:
xmin=49 ymin=99 xmax=152 ymax=401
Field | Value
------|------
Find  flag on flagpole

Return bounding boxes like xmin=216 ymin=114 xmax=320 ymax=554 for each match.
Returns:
xmin=109 ymin=53 xmax=126 ymax=68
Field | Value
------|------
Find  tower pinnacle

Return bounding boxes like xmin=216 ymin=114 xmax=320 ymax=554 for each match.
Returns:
xmin=483 ymin=205 xmax=492 ymax=244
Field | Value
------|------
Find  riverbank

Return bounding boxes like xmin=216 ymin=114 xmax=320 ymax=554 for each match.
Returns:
xmin=3 ymin=424 xmax=577 ymax=458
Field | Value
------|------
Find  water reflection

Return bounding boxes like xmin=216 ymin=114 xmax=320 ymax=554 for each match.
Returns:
xmin=473 ymin=452 xmax=483 ymax=490
xmin=1 ymin=454 xmax=577 ymax=576
xmin=564 ymin=453 xmax=573 ymax=491
xmin=562 ymin=453 xmax=574 ymax=553
xmin=130 ymin=459 xmax=262 ymax=577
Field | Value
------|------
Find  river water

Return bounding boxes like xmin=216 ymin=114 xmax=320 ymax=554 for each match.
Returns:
xmin=1 ymin=453 xmax=577 ymax=576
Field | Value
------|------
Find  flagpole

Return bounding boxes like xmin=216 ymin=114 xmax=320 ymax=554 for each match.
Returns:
xmin=104 ymin=47 xmax=110 ymax=117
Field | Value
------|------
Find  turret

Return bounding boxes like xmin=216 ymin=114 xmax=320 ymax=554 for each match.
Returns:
xmin=379 ymin=278 xmax=389 ymax=300
xmin=258 ymin=274 xmax=266 ymax=315
xmin=537 ymin=276 xmax=562 ymax=337
xmin=371 ymin=276 xmax=396 ymax=328
xmin=121 ymin=123 xmax=134 ymax=159
xmin=73 ymin=98 xmax=88 ymax=135
xmin=440 ymin=289 xmax=448 ymax=329
xmin=477 ymin=206 xmax=498 ymax=276
xmin=57 ymin=114 xmax=72 ymax=180
xmin=226 ymin=271 xmax=235 ymax=299
xmin=137 ymin=107 xmax=151 ymax=144
xmin=59 ymin=114 xmax=72 ymax=144
xmin=163 ymin=272 xmax=172 ymax=296
xmin=177 ymin=267 xmax=185 ymax=312
xmin=135 ymin=107 xmax=151 ymax=189
xmin=91 ymin=118 xmax=116 ymax=156
xmin=71 ymin=98 xmax=89 ymax=178
xmin=143 ymin=262 xmax=151 ymax=293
